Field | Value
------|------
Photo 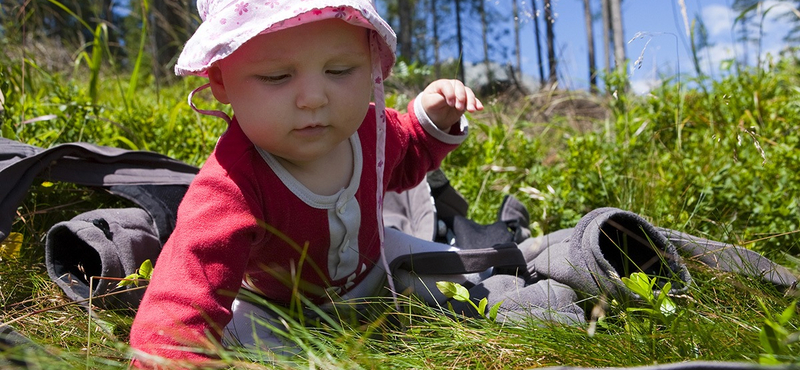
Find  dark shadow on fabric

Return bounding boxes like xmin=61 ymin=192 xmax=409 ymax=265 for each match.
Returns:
xmin=598 ymin=216 xmax=670 ymax=280
xmin=50 ymin=230 xmax=102 ymax=286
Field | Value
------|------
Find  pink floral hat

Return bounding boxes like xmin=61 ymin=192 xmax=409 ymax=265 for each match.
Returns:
xmin=175 ymin=0 xmax=396 ymax=78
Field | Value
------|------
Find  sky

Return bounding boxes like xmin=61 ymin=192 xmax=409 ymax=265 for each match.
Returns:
xmin=489 ymin=0 xmax=795 ymax=94
xmin=110 ymin=0 xmax=795 ymax=94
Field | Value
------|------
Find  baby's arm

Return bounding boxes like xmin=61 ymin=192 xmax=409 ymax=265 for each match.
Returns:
xmin=418 ymin=79 xmax=484 ymax=131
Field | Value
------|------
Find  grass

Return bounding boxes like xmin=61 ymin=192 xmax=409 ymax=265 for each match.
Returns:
xmin=2 ymin=24 xmax=800 ymax=370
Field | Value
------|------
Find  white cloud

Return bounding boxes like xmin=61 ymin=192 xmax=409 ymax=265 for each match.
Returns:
xmin=698 ymin=1 xmax=794 ymax=73
xmin=760 ymin=1 xmax=796 ymax=34
xmin=699 ymin=42 xmax=740 ymax=73
xmin=630 ymin=77 xmax=663 ymax=95
xmin=701 ymin=4 xmax=736 ymax=37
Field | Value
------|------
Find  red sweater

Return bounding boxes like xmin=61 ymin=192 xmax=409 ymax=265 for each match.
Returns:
xmin=130 ymin=101 xmax=465 ymax=364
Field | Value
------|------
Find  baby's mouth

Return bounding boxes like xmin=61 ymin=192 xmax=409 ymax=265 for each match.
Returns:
xmin=294 ymin=124 xmax=328 ymax=136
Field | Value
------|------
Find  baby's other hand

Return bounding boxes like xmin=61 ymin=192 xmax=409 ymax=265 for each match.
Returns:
xmin=419 ymin=79 xmax=483 ymax=131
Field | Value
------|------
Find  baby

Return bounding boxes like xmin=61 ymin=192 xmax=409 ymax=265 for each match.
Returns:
xmin=129 ymin=0 xmax=482 ymax=366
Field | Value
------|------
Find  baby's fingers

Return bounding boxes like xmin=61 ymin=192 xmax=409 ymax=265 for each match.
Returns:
xmin=430 ymin=79 xmax=482 ymax=112
xmin=447 ymin=80 xmax=483 ymax=112
xmin=463 ymin=86 xmax=484 ymax=112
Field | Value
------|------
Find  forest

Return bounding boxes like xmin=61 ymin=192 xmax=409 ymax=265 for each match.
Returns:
xmin=3 ymin=0 xmax=798 ymax=93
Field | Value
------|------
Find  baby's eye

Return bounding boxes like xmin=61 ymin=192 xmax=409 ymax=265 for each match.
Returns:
xmin=257 ymin=74 xmax=290 ymax=84
xmin=327 ymin=68 xmax=354 ymax=76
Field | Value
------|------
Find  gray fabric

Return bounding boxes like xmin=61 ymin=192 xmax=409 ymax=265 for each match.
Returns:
xmin=449 ymin=194 xmax=532 ymax=250
xmin=449 ymin=274 xmax=585 ymax=325
xmin=0 ymin=138 xmax=197 ymax=243
xmin=527 ymin=207 xmax=692 ymax=300
xmin=498 ymin=194 xmax=532 ymax=241
xmin=659 ymin=227 xmax=797 ymax=287
xmin=0 ymin=325 xmax=34 ymax=350
xmin=419 ymin=205 xmax=796 ymax=325
xmin=389 ymin=206 xmax=693 ymax=323
xmin=44 ymin=208 xmax=162 ymax=309
xmin=383 ymin=179 xmax=436 ymax=241
xmin=0 ymin=324 xmax=60 ymax=368
xmin=427 ymin=168 xmax=468 ymax=223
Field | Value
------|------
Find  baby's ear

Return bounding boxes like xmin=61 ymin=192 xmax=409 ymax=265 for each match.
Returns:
xmin=207 ymin=64 xmax=231 ymax=104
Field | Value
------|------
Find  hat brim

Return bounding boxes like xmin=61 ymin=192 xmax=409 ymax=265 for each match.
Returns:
xmin=175 ymin=2 xmax=396 ymax=78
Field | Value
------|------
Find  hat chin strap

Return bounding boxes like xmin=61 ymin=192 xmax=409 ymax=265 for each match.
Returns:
xmin=369 ymin=31 xmax=399 ymax=307
xmin=187 ymin=83 xmax=232 ymax=125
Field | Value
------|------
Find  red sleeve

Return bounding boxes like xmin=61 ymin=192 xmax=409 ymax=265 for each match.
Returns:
xmin=129 ymin=144 xmax=265 ymax=367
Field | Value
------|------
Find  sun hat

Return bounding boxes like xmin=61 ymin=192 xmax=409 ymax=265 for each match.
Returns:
xmin=177 ymin=0 xmax=401 ymax=302
xmin=175 ymin=0 xmax=396 ymax=78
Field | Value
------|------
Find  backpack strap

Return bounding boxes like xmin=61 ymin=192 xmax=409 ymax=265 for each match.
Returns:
xmin=0 ymin=138 xmax=198 ymax=242
xmin=389 ymin=242 xmax=527 ymax=276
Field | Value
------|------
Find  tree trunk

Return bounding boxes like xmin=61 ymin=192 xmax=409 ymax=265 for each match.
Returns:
xmin=531 ymin=0 xmax=545 ymax=87
xmin=430 ymin=0 xmax=441 ymax=78
xmin=513 ymin=0 xmax=522 ymax=74
xmin=609 ymin=0 xmax=625 ymax=74
xmin=601 ymin=0 xmax=611 ymax=75
xmin=544 ymin=0 xmax=557 ymax=86
xmin=479 ymin=0 xmax=492 ymax=83
xmin=455 ymin=0 xmax=465 ymax=82
xmin=398 ymin=0 xmax=414 ymax=61
xmin=583 ymin=0 xmax=597 ymax=93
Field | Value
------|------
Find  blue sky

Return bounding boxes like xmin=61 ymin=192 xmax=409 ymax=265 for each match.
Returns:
xmin=492 ymin=0 xmax=794 ymax=93
xmin=112 ymin=0 xmax=793 ymax=93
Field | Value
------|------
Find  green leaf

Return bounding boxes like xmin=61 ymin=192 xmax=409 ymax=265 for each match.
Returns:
xmin=627 ymin=307 xmax=659 ymax=316
xmin=656 ymin=281 xmax=675 ymax=315
xmin=88 ymin=23 xmax=106 ymax=104
xmin=139 ymin=259 xmax=154 ymax=279
xmin=622 ymin=272 xmax=655 ymax=300
xmin=489 ymin=301 xmax=503 ymax=322
xmin=1 ymin=121 xmax=14 ymax=139
xmin=436 ymin=281 xmax=458 ymax=298
xmin=778 ymin=301 xmax=796 ymax=325
xmin=660 ymin=295 xmax=676 ymax=316
xmin=478 ymin=298 xmax=488 ymax=317
xmin=117 ymin=273 xmax=141 ymax=288
xmin=436 ymin=281 xmax=470 ymax=302
xmin=760 ymin=322 xmax=784 ymax=356
xmin=116 ymin=259 xmax=153 ymax=288
xmin=126 ymin=0 xmax=149 ymax=103
xmin=759 ymin=354 xmax=781 ymax=365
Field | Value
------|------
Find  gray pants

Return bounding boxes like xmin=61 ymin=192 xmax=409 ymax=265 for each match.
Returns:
xmin=223 ymin=180 xmax=450 ymax=353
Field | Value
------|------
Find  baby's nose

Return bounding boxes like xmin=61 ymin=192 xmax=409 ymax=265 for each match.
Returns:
xmin=296 ymin=81 xmax=328 ymax=110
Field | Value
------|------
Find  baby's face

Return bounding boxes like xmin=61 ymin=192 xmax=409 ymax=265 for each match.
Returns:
xmin=208 ymin=19 xmax=373 ymax=167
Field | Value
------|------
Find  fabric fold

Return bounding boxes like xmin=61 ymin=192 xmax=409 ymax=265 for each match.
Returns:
xmin=528 ymin=207 xmax=692 ymax=300
xmin=44 ymin=208 xmax=162 ymax=309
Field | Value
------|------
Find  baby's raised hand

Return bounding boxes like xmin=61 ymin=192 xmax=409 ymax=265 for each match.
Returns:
xmin=419 ymin=79 xmax=484 ymax=131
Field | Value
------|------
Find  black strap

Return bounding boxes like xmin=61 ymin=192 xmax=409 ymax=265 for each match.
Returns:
xmin=0 ymin=138 xmax=197 ymax=242
xmin=391 ymin=242 xmax=526 ymax=275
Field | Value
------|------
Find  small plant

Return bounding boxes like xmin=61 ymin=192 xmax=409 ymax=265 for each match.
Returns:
xmin=117 ymin=259 xmax=154 ymax=288
xmin=622 ymin=272 xmax=677 ymax=320
xmin=436 ymin=281 xmax=502 ymax=321
xmin=757 ymin=298 xmax=799 ymax=364
xmin=618 ymin=272 xmax=684 ymax=357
